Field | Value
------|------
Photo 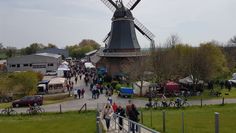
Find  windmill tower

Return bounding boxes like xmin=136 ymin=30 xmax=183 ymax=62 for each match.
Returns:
xmin=97 ymin=0 xmax=155 ymax=76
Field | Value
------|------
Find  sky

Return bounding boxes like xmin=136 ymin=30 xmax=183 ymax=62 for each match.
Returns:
xmin=0 ymin=0 xmax=236 ymax=49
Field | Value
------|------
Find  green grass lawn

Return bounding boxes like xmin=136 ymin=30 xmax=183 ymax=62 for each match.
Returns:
xmin=141 ymin=104 xmax=236 ymax=133
xmin=190 ymin=88 xmax=236 ymax=100
xmin=1 ymin=105 xmax=236 ymax=133
xmin=0 ymin=111 xmax=96 ymax=133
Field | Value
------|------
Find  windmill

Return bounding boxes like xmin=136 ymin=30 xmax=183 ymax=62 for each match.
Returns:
xmin=97 ymin=0 xmax=155 ymax=75
xmin=101 ymin=0 xmax=156 ymax=52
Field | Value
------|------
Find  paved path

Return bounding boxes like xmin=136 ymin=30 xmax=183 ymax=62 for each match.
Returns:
xmin=2 ymin=75 xmax=236 ymax=113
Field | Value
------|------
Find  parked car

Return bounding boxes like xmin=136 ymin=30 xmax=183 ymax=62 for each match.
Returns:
xmin=12 ymin=95 xmax=43 ymax=108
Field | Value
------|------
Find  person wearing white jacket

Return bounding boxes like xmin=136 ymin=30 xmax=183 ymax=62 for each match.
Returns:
xmin=102 ymin=103 xmax=114 ymax=131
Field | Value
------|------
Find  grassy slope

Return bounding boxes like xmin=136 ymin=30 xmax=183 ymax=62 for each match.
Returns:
xmin=0 ymin=105 xmax=236 ymax=133
xmin=142 ymin=104 xmax=236 ymax=133
xmin=190 ymin=88 xmax=236 ymax=100
xmin=0 ymin=111 xmax=96 ymax=133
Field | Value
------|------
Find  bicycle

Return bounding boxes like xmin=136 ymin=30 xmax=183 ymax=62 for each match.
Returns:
xmin=161 ymin=99 xmax=175 ymax=108
xmin=145 ymin=99 xmax=162 ymax=109
xmin=26 ymin=105 xmax=45 ymax=115
xmin=1 ymin=107 xmax=17 ymax=115
xmin=174 ymin=97 xmax=191 ymax=108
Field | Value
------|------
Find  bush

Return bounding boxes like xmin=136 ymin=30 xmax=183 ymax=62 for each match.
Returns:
xmin=115 ymin=84 xmax=122 ymax=90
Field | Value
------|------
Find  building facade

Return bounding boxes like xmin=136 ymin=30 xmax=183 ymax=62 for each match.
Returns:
xmin=7 ymin=53 xmax=62 ymax=74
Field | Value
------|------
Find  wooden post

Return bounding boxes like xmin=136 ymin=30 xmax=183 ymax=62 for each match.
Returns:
xmin=141 ymin=111 xmax=143 ymax=124
xmin=182 ymin=112 xmax=184 ymax=133
xmin=85 ymin=103 xmax=87 ymax=111
xmin=215 ymin=112 xmax=219 ymax=133
xmin=201 ymin=98 xmax=203 ymax=107
xmin=150 ymin=109 xmax=153 ymax=127
xmin=59 ymin=104 xmax=62 ymax=113
xmin=163 ymin=110 xmax=166 ymax=132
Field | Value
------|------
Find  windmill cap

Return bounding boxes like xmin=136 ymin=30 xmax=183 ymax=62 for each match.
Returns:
xmin=113 ymin=7 xmax=133 ymax=20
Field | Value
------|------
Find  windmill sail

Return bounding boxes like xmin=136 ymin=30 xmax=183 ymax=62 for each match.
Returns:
xmin=103 ymin=32 xmax=111 ymax=45
xmin=134 ymin=18 xmax=155 ymax=41
xmin=126 ymin=0 xmax=141 ymax=10
xmin=100 ymin=0 xmax=117 ymax=12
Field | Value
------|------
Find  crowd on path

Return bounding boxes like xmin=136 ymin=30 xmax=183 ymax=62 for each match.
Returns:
xmin=102 ymin=99 xmax=140 ymax=133
xmin=62 ymin=60 xmax=140 ymax=132
xmin=62 ymin=60 xmax=115 ymax=101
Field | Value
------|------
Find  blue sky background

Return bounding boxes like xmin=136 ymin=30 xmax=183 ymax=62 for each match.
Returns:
xmin=0 ymin=0 xmax=236 ymax=48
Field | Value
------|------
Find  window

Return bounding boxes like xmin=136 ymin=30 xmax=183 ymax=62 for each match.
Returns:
xmin=23 ymin=64 xmax=29 ymax=67
xmin=30 ymin=64 xmax=32 ymax=67
xmin=32 ymin=65 xmax=46 ymax=69
xmin=17 ymin=64 xmax=20 ymax=68
xmin=11 ymin=64 xmax=16 ymax=67
xmin=48 ymin=63 xmax=54 ymax=66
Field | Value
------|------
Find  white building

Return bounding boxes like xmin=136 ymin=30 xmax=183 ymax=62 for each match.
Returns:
xmin=7 ymin=53 xmax=62 ymax=74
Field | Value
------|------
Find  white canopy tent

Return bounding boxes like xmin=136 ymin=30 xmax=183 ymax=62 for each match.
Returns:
xmin=229 ymin=73 xmax=236 ymax=84
xmin=179 ymin=76 xmax=204 ymax=84
xmin=84 ymin=62 xmax=95 ymax=69
xmin=62 ymin=61 xmax=69 ymax=65
xmin=232 ymin=73 xmax=236 ymax=80
xmin=48 ymin=77 xmax=67 ymax=93
xmin=133 ymin=81 xmax=152 ymax=96
xmin=49 ymin=77 xmax=66 ymax=85
xmin=57 ymin=64 xmax=70 ymax=77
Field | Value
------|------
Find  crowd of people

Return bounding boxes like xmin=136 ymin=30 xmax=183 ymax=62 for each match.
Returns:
xmin=63 ymin=60 xmax=141 ymax=132
xmin=70 ymin=60 xmax=116 ymax=100
xmin=102 ymin=100 xmax=140 ymax=133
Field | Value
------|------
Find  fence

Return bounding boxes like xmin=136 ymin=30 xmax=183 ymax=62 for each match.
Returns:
xmin=0 ymin=103 xmax=88 ymax=115
xmin=140 ymin=109 xmax=221 ymax=133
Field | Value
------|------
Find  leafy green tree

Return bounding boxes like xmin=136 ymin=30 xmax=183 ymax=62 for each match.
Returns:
xmin=12 ymin=71 xmax=39 ymax=95
xmin=66 ymin=39 xmax=100 ymax=59
xmin=47 ymin=43 xmax=58 ymax=48
xmin=197 ymin=42 xmax=229 ymax=80
xmin=0 ymin=72 xmax=39 ymax=97
xmin=5 ymin=47 xmax=17 ymax=58
xmin=152 ymin=42 xmax=229 ymax=84
xmin=21 ymin=43 xmax=45 ymax=55
xmin=79 ymin=39 xmax=100 ymax=49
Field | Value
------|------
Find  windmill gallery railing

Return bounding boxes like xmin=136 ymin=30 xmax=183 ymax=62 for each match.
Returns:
xmin=100 ymin=51 xmax=150 ymax=57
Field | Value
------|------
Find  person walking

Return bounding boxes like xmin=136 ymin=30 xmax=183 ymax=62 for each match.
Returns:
xmin=96 ymin=89 xmax=100 ymax=99
xmin=126 ymin=99 xmax=132 ymax=118
xmin=77 ymin=89 xmax=81 ymax=99
xmin=129 ymin=104 xmax=140 ymax=133
xmin=73 ymin=89 xmax=78 ymax=99
xmin=112 ymin=102 xmax=118 ymax=113
xmin=75 ymin=76 xmax=78 ymax=84
xmin=107 ymin=96 xmax=112 ymax=104
xmin=81 ymin=88 xmax=85 ymax=98
xmin=102 ymin=103 xmax=114 ymax=131
xmin=116 ymin=105 xmax=125 ymax=130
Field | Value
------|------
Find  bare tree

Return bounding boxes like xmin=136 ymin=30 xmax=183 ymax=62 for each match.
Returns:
xmin=228 ymin=36 xmax=236 ymax=46
xmin=165 ymin=34 xmax=181 ymax=48
xmin=121 ymin=56 xmax=151 ymax=96
xmin=0 ymin=43 xmax=3 ymax=50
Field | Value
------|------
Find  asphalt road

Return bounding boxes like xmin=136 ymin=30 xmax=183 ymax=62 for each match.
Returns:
xmin=2 ymin=76 xmax=236 ymax=113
